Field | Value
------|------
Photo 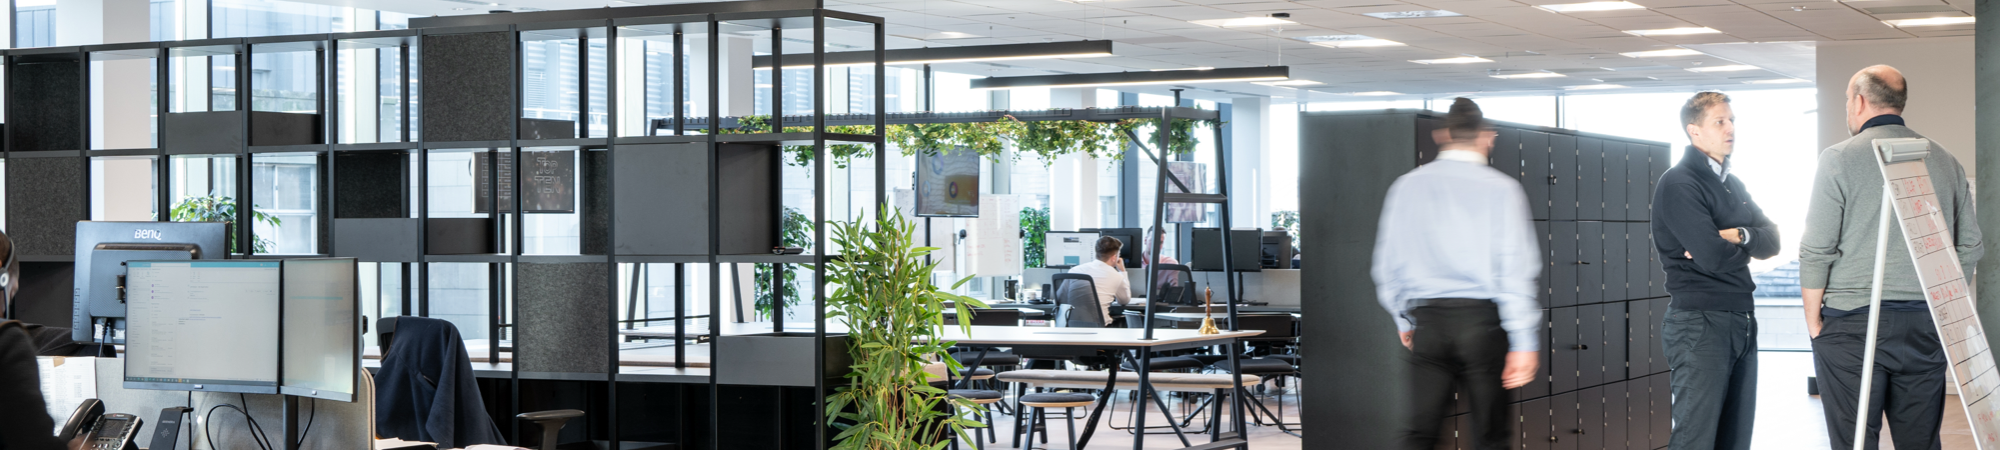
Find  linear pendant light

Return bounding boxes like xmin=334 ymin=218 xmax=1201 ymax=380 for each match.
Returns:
xmin=968 ymin=66 xmax=1289 ymax=90
xmin=752 ymin=40 xmax=1114 ymax=70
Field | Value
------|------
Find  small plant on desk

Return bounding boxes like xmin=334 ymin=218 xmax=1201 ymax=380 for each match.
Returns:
xmin=824 ymin=207 xmax=988 ymax=450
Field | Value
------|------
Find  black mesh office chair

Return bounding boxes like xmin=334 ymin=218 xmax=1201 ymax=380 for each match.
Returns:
xmin=1050 ymin=274 xmax=1106 ymax=328
xmin=377 ymin=317 xmax=582 ymax=450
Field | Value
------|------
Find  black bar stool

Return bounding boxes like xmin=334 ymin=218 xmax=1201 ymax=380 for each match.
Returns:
xmin=1015 ymin=392 xmax=1095 ymax=450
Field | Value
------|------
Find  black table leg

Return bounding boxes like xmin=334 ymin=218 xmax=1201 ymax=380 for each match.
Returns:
xmin=1133 ymin=348 xmax=1152 ymax=450
xmin=1226 ymin=343 xmax=1250 ymax=447
xmin=1073 ymin=351 xmax=1125 ymax=448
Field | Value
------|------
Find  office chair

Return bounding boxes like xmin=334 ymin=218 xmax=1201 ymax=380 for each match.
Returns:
xmin=1049 ymin=274 xmax=1106 ymax=328
xmin=377 ymin=317 xmax=584 ymax=450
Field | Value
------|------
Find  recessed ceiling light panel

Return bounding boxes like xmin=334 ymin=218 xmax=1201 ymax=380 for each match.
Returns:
xmin=1883 ymin=16 xmax=1974 ymax=27
xmin=1490 ymin=72 xmax=1566 ymax=79
xmin=1190 ymin=16 xmax=1297 ymax=27
xmin=1536 ymin=1 xmax=1646 ymax=13
xmin=1410 ymin=56 xmax=1493 ymax=64
xmin=1685 ymin=64 xmax=1759 ymax=72
xmin=968 ymin=66 xmax=1290 ymax=90
xmin=1151 ymin=67 xmax=1215 ymax=71
xmin=1363 ymin=10 xmax=1464 ymax=19
xmin=1619 ymin=48 xmax=1703 ymax=58
xmin=1351 ymin=91 xmax=1404 ymax=96
xmin=753 ymin=40 xmax=1115 ymax=70
xmin=1743 ymin=78 xmax=1807 ymax=84
xmin=1564 ymin=84 xmax=1626 ymax=90
xmin=1254 ymin=79 xmax=1322 ymax=86
xmin=1296 ymin=35 xmax=1406 ymax=48
xmin=1623 ymin=27 xmax=1721 ymax=36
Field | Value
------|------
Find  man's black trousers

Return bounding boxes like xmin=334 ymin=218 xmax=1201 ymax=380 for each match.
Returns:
xmin=1402 ymin=298 xmax=1511 ymax=450
xmin=1812 ymin=310 xmax=1946 ymax=450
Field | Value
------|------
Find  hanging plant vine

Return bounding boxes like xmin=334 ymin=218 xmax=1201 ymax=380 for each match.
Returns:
xmin=720 ymin=109 xmax=1221 ymax=168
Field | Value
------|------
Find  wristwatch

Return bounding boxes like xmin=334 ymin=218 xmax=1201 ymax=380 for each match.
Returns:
xmin=1736 ymin=227 xmax=1750 ymax=246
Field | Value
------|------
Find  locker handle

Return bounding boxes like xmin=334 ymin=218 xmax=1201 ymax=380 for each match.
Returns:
xmin=1548 ymin=175 xmax=1558 ymax=185
xmin=1576 ymin=261 xmax=1591 ymax=265
xmin=1548 ymin=436 xmax=1559 ymax=442
xmin=1573 ymin=344 xmax=1589 ymax=350
xmin=1573 ymin=429 xmax=1587 ymax=435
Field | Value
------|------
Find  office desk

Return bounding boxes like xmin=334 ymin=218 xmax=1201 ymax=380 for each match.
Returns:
xmin=941 ymin=307 xmax=1048 ymax=318
xmin=942 ymin=326 xmax=1264 ymax=449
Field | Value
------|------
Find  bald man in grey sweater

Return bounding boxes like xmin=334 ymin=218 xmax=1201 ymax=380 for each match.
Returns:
xmin=1800 ymin=65 xmax=1983 ymax=450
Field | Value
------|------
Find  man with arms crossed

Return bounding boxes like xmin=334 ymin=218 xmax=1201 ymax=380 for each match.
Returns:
xmin=1374 ymin=98 xmax=1540 ymax=450
xmin=1652 ymin=91 xmax=1780 ymax=450
xmin=1801 ymin=65 xmax=1981 ymax=450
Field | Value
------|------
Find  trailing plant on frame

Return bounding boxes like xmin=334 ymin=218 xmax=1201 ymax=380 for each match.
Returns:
xmin=824 ymin=207 xmax=988 ymax=450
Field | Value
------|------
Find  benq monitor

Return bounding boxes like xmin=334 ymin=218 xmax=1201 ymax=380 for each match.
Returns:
xmin=71 ymin=221 xmax=229 ymax=343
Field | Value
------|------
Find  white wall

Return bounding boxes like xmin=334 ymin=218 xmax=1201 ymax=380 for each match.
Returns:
xmin=1816 ymin=37 xmax=1975 ymax=176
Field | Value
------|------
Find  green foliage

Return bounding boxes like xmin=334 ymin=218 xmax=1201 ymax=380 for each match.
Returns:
xmin=170 ymin=195 xmax=281 ymax=254
xmin=754 ymin=207 xmax=815 ymax=319
xmin=824 ymin=207 xmax=988 ymax=450
xmin=1271 ymin=210 xmax=1300 ymax=252
xmin=730 ymin=115 xmax=878 ymax=169
xmin=1019 ymin=207 xmax=1050 ymax=269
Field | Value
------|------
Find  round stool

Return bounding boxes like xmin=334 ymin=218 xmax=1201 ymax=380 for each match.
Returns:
xmin=948 ymin=389 xmax=1004 ymax=450
xmin=1016 ymin=392 xmax=1096 ymax=450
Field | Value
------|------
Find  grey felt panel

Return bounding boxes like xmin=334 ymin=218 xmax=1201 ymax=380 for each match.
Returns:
xmin=333 ymin=151 xmax=409 ymax=218
xmin=1298 ymin=111 xmax=1417 ymax=450
xmin=716 ymin=143 xmax=778 ymax=255
xmin=516 ymin=262 xmax=610 ymax=374
xmin=332 ymin=218 xmax=418 ymax=262
xmin=7 ymin=157 xmax=86 ymax=256
xmin=581 ymin=149 xmax=609 ymax=254
xmin=10 ymin=61 xmax=83 ymax=152
xmin=422 ymin=32 xmax=515 ymax=142
xmin=614 ymin=143 xmax=709 ymax=255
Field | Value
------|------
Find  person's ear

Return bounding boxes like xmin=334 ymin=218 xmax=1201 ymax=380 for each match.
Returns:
xmin=1432 ymin=128 xmax=1452 ymax=145
xmin=1685 ymin=123 xmax=1700 ymax=140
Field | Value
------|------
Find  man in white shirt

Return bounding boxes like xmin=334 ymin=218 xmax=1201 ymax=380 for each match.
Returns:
xmin=1066 ymin=236 xmax=1132 ymax=325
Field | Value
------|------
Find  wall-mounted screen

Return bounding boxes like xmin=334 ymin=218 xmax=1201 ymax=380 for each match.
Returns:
xmin=915 ymin=150 xmax=980 ymax=217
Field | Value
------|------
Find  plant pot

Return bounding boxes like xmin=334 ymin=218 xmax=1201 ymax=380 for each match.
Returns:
xmin=715 ymin=332 xmax=851 ymax=387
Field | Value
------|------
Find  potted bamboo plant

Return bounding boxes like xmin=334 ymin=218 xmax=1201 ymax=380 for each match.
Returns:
xmin=823 ymin=208 xmax=988 ymax=449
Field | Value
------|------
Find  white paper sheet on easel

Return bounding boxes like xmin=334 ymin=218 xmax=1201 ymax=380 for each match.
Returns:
xmin=38 ymin=356 xmax=97 ymax=434
xmin=963 ymin=194 xmax=1022 ymax=277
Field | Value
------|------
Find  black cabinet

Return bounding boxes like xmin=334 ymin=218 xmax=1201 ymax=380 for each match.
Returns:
xmin=1553 ymin=222 xmax=1579 ymax=307
xmin=1578 ymin=386 xmax=1605 ymax=450
xmin=1628 ymin=223 xmax=1651 ymax=301
xmin=1629 ymin=299 xmax=1653 ymax=376
xmin=1550 ymin=135 xmax=1578 ymax=221
xmin=1494 ymin=128 xmax=1521 ymax=181
xmin=1432 ymin=415 xmax=1457 ymax=450
xmin=1579 ymin=222 xmax=1604 ymax=305
xmin=1604 ymin=142 xmax=1628 ymax=221
xmin=1551 ymin=391 xmax=1579 ymax=450
xmin=1578 ymin=138 xmax=1604 ymax=221
xmin=1605 ymin=224 xmax=1628 ymax=302
xmin=1606 ymin=302 xmax=1628 ymax=383
xmin=1538 ymin=221 xmax=1554 ymax=308
xmin=1606 ymin=381 xmax=1630 ymax=450
xmin=1524 ymin=131 xmax=1552 ymax=221
xmin=1579 ymin=304 xmax=1605 ymax=388
xmin=1650 ymin=374 xmax=1671 ymax=449
xmin=1627 ymin=143 xmax=1651 ymax=222
xmin=1650 ymin=298 xmax=1669 ymax=371
xmin=1523 ymin=398 xmax=1553 ymax=450
xmin=1552 ymin=307 xmax=1579 ymax=393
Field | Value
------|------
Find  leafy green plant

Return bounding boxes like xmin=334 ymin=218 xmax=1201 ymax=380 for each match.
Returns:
xmin=1272 ymin=210 xmax=1300 ymax=252
xmin=1020 ymin=207 xmax=1050 ymax=269
xmin=824 ymin=207 xmax=987 ymax=450
xmin=170 ymin=195 xmax=281 ymax=254
xmin=729 ymin=115 xmax=878 ymax=169
xmin=754 ymin=206 xmax=814 ymax=319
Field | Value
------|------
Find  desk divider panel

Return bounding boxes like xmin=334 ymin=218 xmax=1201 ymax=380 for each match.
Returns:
xmin=9 ymin=60 xmax=82 ymax=152
xmin=613 ymin=143 xmax=709 ymax=255
xmin=518 ymin=262 xmax=612 ymax=374
xmin=7 ymin=157 xmax=86 ymax=256
xmin=422 ymin=31 xmax=516 ymax=142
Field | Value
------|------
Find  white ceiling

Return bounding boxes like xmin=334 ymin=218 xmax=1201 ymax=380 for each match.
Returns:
xmin=349 ymin=0 xmax=1974 ymax=102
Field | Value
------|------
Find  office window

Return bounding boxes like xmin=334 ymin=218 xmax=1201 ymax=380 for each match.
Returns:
xmin=1462 ymin=95 xmax=1557 ymax=128
xmin=250 ymin=154 xmax=319 ymax=254
xmin=212 ymin=0 xmax=352 ymax=38
xmin=15 ymin=0 xmax=55 ymax=48
xmin=1267 ymin=102 xmax=1299 ymax=216
xmin=150 ymin=0 xmax=177 ymax=42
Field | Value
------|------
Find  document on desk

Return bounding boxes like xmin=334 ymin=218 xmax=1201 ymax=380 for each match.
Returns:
xmin=373 ymin=438 xmax=438 ymax=450
xmin=37 ymin=356 xmax=97 ymax=434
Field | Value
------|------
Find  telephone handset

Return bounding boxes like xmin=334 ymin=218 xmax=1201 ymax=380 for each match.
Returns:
xmin=55 ymin=399 xmax=144 ymax=450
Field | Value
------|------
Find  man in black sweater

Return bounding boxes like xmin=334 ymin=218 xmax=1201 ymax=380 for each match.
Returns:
xmin=1651 ymin=91 xmax=1780 ymax=450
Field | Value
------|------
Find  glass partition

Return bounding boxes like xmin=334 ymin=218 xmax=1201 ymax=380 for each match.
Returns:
xmin=87 ymin=48 xmax=161 ymax=150
xmin=250 ymin=152 xmax=320 ymax=254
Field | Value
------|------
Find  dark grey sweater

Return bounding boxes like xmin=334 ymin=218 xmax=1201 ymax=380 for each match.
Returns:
xmin=1652 ymin=145 xmax=1781 ymax=311
xmin=1799 ymin=119 xmax=1983 ymax=311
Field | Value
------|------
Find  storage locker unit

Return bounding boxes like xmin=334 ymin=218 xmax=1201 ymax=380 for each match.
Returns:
xmin=1303 ymin=109 xmax=1672 ymax=449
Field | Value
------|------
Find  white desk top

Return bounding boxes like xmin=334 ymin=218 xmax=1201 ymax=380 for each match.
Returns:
xmin=940 ymin=325 xmax=1262 ymax=347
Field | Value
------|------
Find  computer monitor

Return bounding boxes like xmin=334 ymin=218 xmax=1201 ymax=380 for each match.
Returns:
xmin=71 ymin=221 xmax=230 ymax=343
xmin=914 ymin=150 xmax=980 ymax=217
xmin=123 ymin=260 xmax=282 ymax=394
xmin=1044 ymin=232 xmax=1098 ymax=268
xmin=1082 ymin=228 xmax=1142 ymax=269
xmin=1190 ymin=228 xmax=1263 ymax=272
xmin=282 ymin=258 xmax=360 ymax=402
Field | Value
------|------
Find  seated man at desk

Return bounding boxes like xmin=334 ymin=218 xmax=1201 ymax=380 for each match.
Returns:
xmin=1065 ymin=236 xmax=1132 ymax=327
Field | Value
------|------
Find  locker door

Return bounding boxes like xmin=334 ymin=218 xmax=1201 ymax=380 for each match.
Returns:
xmin=1550 ymin=134 xmax=1578 ymax=221
xmin=1627 ymin=380 xmax=1649 ymax=450
xmin=1578 ymin=222 xmax=1604 ymax=305
xmin=1577 ymin=137 xmax=1604 ymax=221
xmin=1630 ymin=299 xmax=1653 ymax=376
xmin=1418 ymin=117 xmax=1444 ymax=166
xmin=1578 ymin=303 xmax=1605 ymax=388
xmin=1628 ymin=223 xmax=1651 ymax=301
xmin=1517 ymin=309 xmax=1552 ymax=402
xmin=1538 ymin=222 xmax=1553 ymax=309
xmin=1456 ymin=413 xmax=1474 ymax=450
xmin=1605 ymin=224 xmax=1628 ymax=302
xmin=1552 ymin=222 xmax=1579 ymax=308
xmin=1650 ymin=299 xmax=1668 ymax=370
xmin=1606 ymin=381 xmax=1630 ymax=450
xmin=1523 ymin=131 xmax=1552 ymax=221
xmin=1524 ymin=397 xmax=1553 ymax=450
xmin=1434 ymin=415 xmax=1458 ymax=450
xmin=1551 ymin=391 xmax=1579 ymax=450
xmin=1606 ymin=302 xmax=1628 ymax=382
xmin=1627 ymin=143 xmax=1652 ymax=221
xmin=1579 ymin=386 xmax=1605 ymax=450
xmin=1455 ymin=384 xmax=1472 ymax=415
xmin=1510 ymin=403 xmax=1525 ymax=450
xmin=1494 ymin=127 xmax=1522 ymax=182
xmin=1649 ymin=226 xmax=1667 ymax=298
xmin=1604 ymin=142 xmax=1628 ymax=221
xmin=1650 ymin=374 xmax=1672 ymax=449
xmin=1551 ymin=307 xmax=1580 ymax=393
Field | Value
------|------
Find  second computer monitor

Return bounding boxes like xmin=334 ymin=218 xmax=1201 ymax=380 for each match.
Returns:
xmin=282 ymin=258 xmax=360 ymax=402
xmin=123 ymin=260 xmax=282 ymax=394
xmin=1044 ymin=232 xmax=1098 ymax=268
xmin=1082 ymin=228 xmax=1142 ymax=269
xmin=1190 ymin=228 xmax=1263 ymax=272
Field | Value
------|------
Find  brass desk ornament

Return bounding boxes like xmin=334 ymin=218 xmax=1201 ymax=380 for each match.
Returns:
xmin=1197 ymin=287 xmax=1221 ymax=335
